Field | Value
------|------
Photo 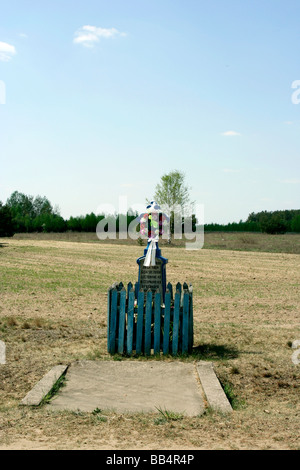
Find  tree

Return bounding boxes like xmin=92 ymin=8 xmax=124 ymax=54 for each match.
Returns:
xmin=153 ymin=170 xmax=194 ymax=243
xmin=32 ymin=195 xmax=54 ymax=216
xmin=6 ymin=191 xmax=35 ymax=219
xmin=260 ymin=214 xmax=288 ymax=234
xmin=6 ymin=191 xmax=62 ymax=233
xmin=81 ymin=213 xmax=98 ymax=232
xmin=154 ymin=170 xmax=192 ymax=211
xmin=247 ymin=209 xmax=300 ymax=232
xmin=291 ymin=215 xmax=300 ymax=232
xmin=0 ymin=202 xmax=14 ymax=237
xmin=67 ymin=216 xmax=84 ymax=232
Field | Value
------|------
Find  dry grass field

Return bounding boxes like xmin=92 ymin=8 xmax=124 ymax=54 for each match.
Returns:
xmin=13 ymin=230 xmax=300 ymax=254
xmin=0 ymin=234 xmax=299 ymax=450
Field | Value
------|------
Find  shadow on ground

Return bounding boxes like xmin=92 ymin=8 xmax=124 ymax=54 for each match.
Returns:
xmin=192 ymin=343 xmax=239 ymax=360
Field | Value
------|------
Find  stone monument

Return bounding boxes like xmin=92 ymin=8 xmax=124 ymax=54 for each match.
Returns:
xmin=107 ymin=201 xmax=194 ymax=356
xmin=136 ymin=201 xmax=168 ymax=301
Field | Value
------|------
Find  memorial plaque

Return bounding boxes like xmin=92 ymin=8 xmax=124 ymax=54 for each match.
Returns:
xmin=139 ymin=258 xmax=164 ymax=297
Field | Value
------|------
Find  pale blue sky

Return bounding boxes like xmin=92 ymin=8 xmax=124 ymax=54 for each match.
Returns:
xmin=0 ymin=0 xmax=299 ymax=223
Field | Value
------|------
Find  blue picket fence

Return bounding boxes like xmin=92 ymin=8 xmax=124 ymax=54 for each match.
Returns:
xmin=107 ymin=282 xmax=193 ymax=356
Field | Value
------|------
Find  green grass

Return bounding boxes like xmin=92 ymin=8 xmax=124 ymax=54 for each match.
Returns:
xmin=40 ymin=374 xmax=67 ymax=406
xmin=219 ymin=379 xmax=246 ymax=410
xmin=154 ymin=406 xmax=185 ymax=423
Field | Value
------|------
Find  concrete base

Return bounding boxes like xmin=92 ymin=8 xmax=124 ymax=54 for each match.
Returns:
xmin=21 ymin=360 xmax=232 ymax=415
xmin=47 ymin=361 xmax=205 ymax=417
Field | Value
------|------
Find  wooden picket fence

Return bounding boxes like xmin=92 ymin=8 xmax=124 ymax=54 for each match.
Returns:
xmin=107 ymin=282 xmax=193 ymax=356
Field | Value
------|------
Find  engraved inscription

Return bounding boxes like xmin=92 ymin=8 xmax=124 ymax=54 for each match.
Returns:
xmin=140 ymin=258 xmax=163 ymax=295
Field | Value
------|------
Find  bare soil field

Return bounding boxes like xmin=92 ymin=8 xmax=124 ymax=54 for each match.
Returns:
xmin=0 ymin=237 xmax=299 ymax=450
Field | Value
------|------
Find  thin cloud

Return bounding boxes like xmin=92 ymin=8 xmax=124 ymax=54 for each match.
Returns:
xmin=222 ymin=168 xmax=241 ymax=173
xmin=221 ymin=130 xmax=241 ymax=136
xmin=73 ymin=25 xmax=127 ymax=48
xmin=281 ymin=178 xmax=300 ymax=184
xmin=0 ymin=41 xmax=16 ymax=62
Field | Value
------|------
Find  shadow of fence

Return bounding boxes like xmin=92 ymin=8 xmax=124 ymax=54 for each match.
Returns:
xmin=192 ymin=343 xmax=239 ymax=360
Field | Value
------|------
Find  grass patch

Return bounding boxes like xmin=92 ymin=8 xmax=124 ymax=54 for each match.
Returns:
xmin=86 ymin=349 xmax=103 ymax=360
xmin=219 ymin=379 xmax=245 ymax=410
xmin=6 ymin=317 xmax=18 ymax=327
xmin=154 ymin=407 xmax=185 ymax=424
xmin=40 ymin=373 xmax=67 ymax=406
xmin=91 ymin=408 xmax=108 ymax=423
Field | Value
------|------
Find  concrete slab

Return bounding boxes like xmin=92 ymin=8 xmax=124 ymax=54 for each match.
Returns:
xmin=196 ymin=361 xmax=232 ymax=413
xmin=47 ymin=360 xmax=205 ymax=417
xmin=21 ymin=365 xmax=69 ymax=406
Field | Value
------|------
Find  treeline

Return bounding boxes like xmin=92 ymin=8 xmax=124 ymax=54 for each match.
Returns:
xmin=67 ymin=213 xmax=138 ymax=233
xmin=204 ymin=221 xmax=260 ymax=232
xmin=205 ymin=210 xmax=300 ymax=234
xmin=1 ymin=191 xmax=300 ymax=237
xmin=247 ymin=209 xmax=300 ymax=234
xmin=4 ymin=191 xmax=66 ymax=234
xmin=0 ymin=191 xmax=139 ymax=236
